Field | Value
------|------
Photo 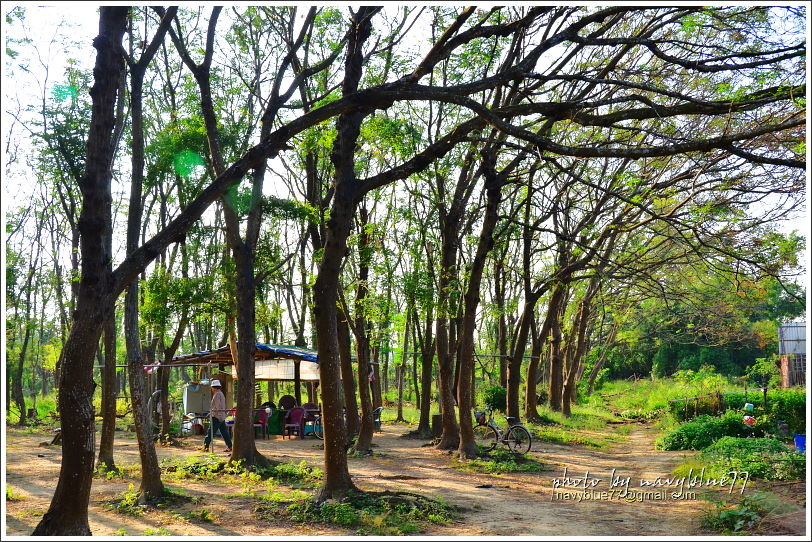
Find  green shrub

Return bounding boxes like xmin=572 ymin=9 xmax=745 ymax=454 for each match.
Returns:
xmin=722 ymin=388 xmax=805 ymax=434
xmin=110 ymin=484 xmax=147 ymax=517
xmin=701 ymin=437 xmax=805 ymax=480
xmin=160 ymin=455 xmax=225 ymax=479
xmin=657 ymin=410 xmax=760 ymax=450
xmin=482 ymin=386 xmax=507 ymax=412
xmin=702 ymin=491 xmax=799 ymax=533
xmin=745 ymin=356 xmax=781 ymax=389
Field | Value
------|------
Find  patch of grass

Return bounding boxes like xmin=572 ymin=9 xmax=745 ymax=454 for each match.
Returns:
xmin=94 ymin=462 xmax=140 ymax=480
xmin=530 ymin=426 xmax=607 ymax=448
xmin=113 ymin=528 xmax=128 ymax=536
xmin=6 ymin=485 xmax=25 ymax=501
xmin=162 ymin=455 xmax=323 ymax=489
xmin=614 ymin=424 xmax=633 ymax=435
xmin=532 ymin=404 xmax=622 ymax=430
xmin=256 ymin=489 xmax=456 ymax=535
xmin=13 ymin=508 xmax=43 ymax=518
xmin=259 ymin=488 xmax=311 ymax=503
xmin=454 ymin=447 xmax=547 ymax=474
xmin=143 ymin=527 xmax=172 ymax=536
xmin=108 ymin=484 xmax=147 ymax=517
xmin=596 ymin=370 xmax=739 ymax=417
xmin=160 ymin=455 xmax=227 ymax=480
xmin=106 ymin=485 xmax=193 ymax=517
xmin=268 ymin=460 xmax=324 ymax=487
xmin=185 ymin=508 xmax=217 ymax=523
xmin=224 ymin=484 xmax=259 ymax=499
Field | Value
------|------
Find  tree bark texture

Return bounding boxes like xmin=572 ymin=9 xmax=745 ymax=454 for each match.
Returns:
xmin=33 ymin=7 xmax=129 ymax=535
xmin=456 ymin=167 xmax=502 ymax=459
xmin=313 ymin=6 xmax=380 ymax=500
xmin=96 ymin=312 xmax=117 ymax=471
xmin=353 ymin=206 xmax=376 ymax=453
xmin=337 ymin=307 xmax=360 ymax=436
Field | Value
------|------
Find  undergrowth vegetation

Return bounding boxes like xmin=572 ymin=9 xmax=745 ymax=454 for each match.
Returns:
xmin=701 ymin=490 xmax=801 ymax=534
xmin=255 ymin=489 xmax=456 ymax=535
xmin=454 ymin=447 xmax=547 ymax=474
xmin=596 ymin=368 xmax=738 ymax=416
xmin=673 ymin=437 xmax=805 ymax=481
xmin=656 ymin=411 xmax=760 ymax=451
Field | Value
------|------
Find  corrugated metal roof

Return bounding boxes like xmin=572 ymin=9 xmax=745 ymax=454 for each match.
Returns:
xmin=778 ymin=322 xmax=806 ymax=356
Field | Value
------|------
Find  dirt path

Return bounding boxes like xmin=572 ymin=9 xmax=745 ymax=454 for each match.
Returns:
xmin=5 ymin=422 xmax=715 ymax=536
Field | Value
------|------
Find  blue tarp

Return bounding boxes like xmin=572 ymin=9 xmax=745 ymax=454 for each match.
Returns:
xmin=256 ymin=344 xmax=318 ymax=363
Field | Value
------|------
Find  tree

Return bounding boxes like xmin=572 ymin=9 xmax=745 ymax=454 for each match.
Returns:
xmin=33 ymin=7 xmax=130 ymax=534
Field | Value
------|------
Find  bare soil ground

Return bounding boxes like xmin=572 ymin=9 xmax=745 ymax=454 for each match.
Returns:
xmin=4 ymin=421 xmax=805 ymax=537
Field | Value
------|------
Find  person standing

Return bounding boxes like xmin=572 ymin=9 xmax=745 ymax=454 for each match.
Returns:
xmin=203 ymin=379 xmax=232 ymax=453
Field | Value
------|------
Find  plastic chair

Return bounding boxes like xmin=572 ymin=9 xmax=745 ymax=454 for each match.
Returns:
xmin=253 ymin=408 xmax=268 ymax=440
xmin=283 ymin=407 xmax=306 ymax=439
xmin=278 ymin=395 xmax=297 ymax=410
xmin=372 ymin=406 xmax=384 ymax=432
xmin=302 ymin=402 xmax=318 ymax=435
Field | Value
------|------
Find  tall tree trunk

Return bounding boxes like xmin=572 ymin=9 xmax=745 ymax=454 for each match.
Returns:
xmin=33 ymin=8 xmax=129 ymax=534
xmin=548 ymin=306 xmax=565 ymax=412
xmin=457 ymin=168 xmax=501 ymax=459
xmin=313 ymin=180 xmax=357 ymax=500
xmin=12 ymin=249 xmax=38 ymax=426
xmin=352 ymin=205 xmax=375 ymax=454
xmin=415 ymin=305 xmax=434 ymax=438
xmin=562 ymin=280 xmax=598 ymax=415
xmin=525 ymin=285 xmax=564 ymax=420
xmin=506 ymin=292 xmax=541 ymax=421
xmin=125 ymin=285 xmax=164 ymax=500
xmin=395 ymin=310 xmax=410 ymax=423
xmin=12 ymin=322 xmax=31 ymax=426
xmin=96 ymin=311 xmax=117 ymax=471
xmin=169 ymin=5 xmax=270 ymax=468
xmin=121 ymin=7 xmax=179 ymax=500
xmin=159 ymin=306 xmax=188 ymax=439
xmin=338 ymin=306 xmax=359 ymax=436
xmin=494 ymin=257 xmax=509 ymax=388
xmin=313 ymin=6 xmax=380 ymax=500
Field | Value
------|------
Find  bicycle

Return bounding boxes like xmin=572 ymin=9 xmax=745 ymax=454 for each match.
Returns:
xmin=310 ymin=412 xmax=324 ymax=440
xmin=473 ymin=405 xmax=533 ymax=455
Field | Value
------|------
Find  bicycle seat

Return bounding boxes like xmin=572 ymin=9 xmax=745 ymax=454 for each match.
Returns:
xmin=504 ymin=416 xmax=517 ymax=425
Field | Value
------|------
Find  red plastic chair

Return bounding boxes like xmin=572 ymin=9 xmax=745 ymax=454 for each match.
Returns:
xmin=253 ymin=408 xmax=268 ymax=440
xmin=283 ymin=407 xmax=305 ymax=439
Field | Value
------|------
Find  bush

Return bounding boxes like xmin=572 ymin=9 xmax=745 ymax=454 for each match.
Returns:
xmin=701 ymin=437 xmax=805 ymax=480
xmin=702 ymin=491 xmax=799 ymax=533
xmin=722 ymin=388 xmax=805 ymax=434
xmin=745 ymin=356 xmax=781 ymax=389
xmin=657 ymin=410 xmax=761 ymax=450
xmin=482 ymin=386 xmax=506 ymax=412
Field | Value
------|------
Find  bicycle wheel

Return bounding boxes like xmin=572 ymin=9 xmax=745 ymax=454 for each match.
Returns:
xmin=473 ymin=424 xmax=498 ymax=452
xmin=506 ymin=425 xmax=532 ymax=454
xmin=313 ymin=418 xmax=324 ymax=440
